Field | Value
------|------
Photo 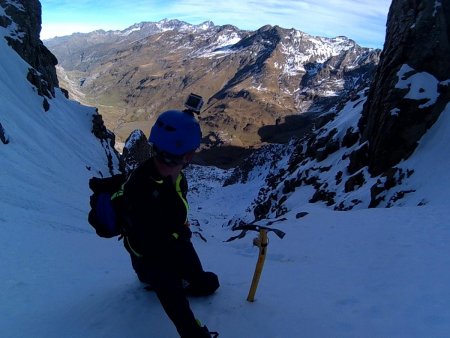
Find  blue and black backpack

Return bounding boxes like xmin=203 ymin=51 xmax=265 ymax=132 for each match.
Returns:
xmin=88 ymin=174 xmax=128 ymax=238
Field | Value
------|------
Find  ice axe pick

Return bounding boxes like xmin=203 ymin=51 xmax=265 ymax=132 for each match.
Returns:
xmin=226 ymin=223 xmax=286 ymax=302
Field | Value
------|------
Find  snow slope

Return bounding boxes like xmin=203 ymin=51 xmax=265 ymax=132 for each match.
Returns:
xmin=2 ymin=9 xmax=450 ymax=338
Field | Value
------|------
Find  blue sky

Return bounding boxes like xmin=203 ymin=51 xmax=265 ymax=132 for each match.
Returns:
xmin=40 ymin=0 xmax=391 ymax=48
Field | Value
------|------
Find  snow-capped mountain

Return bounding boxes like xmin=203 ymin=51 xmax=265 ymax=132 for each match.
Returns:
xmin=45 ymin=19 xmax=380 ymax=166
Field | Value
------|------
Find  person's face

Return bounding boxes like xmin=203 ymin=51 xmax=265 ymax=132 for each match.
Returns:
xmin=154 ymin=152 xmax=194 ymax=179
xmin=155 ymin=158 xmax=184 ymax=177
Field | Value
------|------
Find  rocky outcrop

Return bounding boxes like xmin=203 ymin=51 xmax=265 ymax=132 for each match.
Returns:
xmin=92 ymin=111 xmax=124 ymax=174
xmin=0 ymin=122 xmax=9 ymax=144
xmin=0 ymin=0 xmax=58 ymax=97
xmin=122 ymin=130 xmax=152 ymax=172
xmin=359 ymin=0 xmax=450 ymax=176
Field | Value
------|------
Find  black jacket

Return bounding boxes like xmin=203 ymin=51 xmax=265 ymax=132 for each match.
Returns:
xmin=122 ymin=158 xmax=191 ymax=257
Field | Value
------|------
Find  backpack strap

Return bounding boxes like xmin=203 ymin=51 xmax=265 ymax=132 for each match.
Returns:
xmin=175 ymin=173 xmax=189 ymax=218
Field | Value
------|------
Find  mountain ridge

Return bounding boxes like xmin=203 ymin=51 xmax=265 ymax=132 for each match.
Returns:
xmin=45 ymin=19 xmax=380 ymax=166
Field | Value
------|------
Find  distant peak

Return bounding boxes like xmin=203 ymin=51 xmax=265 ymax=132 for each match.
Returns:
xmin=196 ymin=20 xmax=215 ymax=29
xmin=258 ymin=24 xmax=273 ymax=32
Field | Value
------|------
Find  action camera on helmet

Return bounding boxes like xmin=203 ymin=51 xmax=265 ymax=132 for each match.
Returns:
xmin=184 ymin=93 xmax=203 ymax=114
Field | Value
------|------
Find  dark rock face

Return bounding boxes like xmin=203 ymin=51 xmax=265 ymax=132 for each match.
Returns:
xmin=359 ymin=0 xmax=450 ymax=176
xmin=0 ymin=0 xmax=58 ymax=97
xmin=92 ymin=111 xmax=124 ymax=173
xmin=122 ymin=130 xmax=152 ymax=172
xmin=92 ymin=113 xmax=114 ymax=142
xmin=0 ymin=122 xmax=9 ymax=144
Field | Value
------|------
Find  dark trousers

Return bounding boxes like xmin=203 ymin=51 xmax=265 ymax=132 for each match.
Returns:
xmin=130 ymin=240 xmax=219 ymax=338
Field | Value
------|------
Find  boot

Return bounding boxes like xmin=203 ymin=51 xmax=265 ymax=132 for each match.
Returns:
xmin=182 ymin=324 xmax=219 ymax=338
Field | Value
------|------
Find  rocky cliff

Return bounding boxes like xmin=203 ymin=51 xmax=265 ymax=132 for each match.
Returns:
xmin=0 ymin=0 xmax=58 ymax=99
xmin=359 ymin=0 xmax=450 ymax=176
xmin=227 ymin=0 xmax=450 ymax=218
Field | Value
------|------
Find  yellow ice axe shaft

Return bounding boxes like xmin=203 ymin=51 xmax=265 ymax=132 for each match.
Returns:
xmin=247 ymin=229 xmax=268 ymax=302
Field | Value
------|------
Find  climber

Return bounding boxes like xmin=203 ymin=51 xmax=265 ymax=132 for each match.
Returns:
xmin=120 ymin=109 xmax=219 ymax=338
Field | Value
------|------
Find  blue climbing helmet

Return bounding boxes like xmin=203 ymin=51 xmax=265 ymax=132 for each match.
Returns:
xmin=148 ymin=110 xmax=202 ymax=156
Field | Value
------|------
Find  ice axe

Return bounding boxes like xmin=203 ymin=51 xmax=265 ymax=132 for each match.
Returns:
xmin=226 ymin=223 xmax=286 ymax=302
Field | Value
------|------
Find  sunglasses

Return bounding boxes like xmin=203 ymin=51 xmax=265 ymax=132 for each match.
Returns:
xmin=153 ymin=148 xmax=185 ymax=167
